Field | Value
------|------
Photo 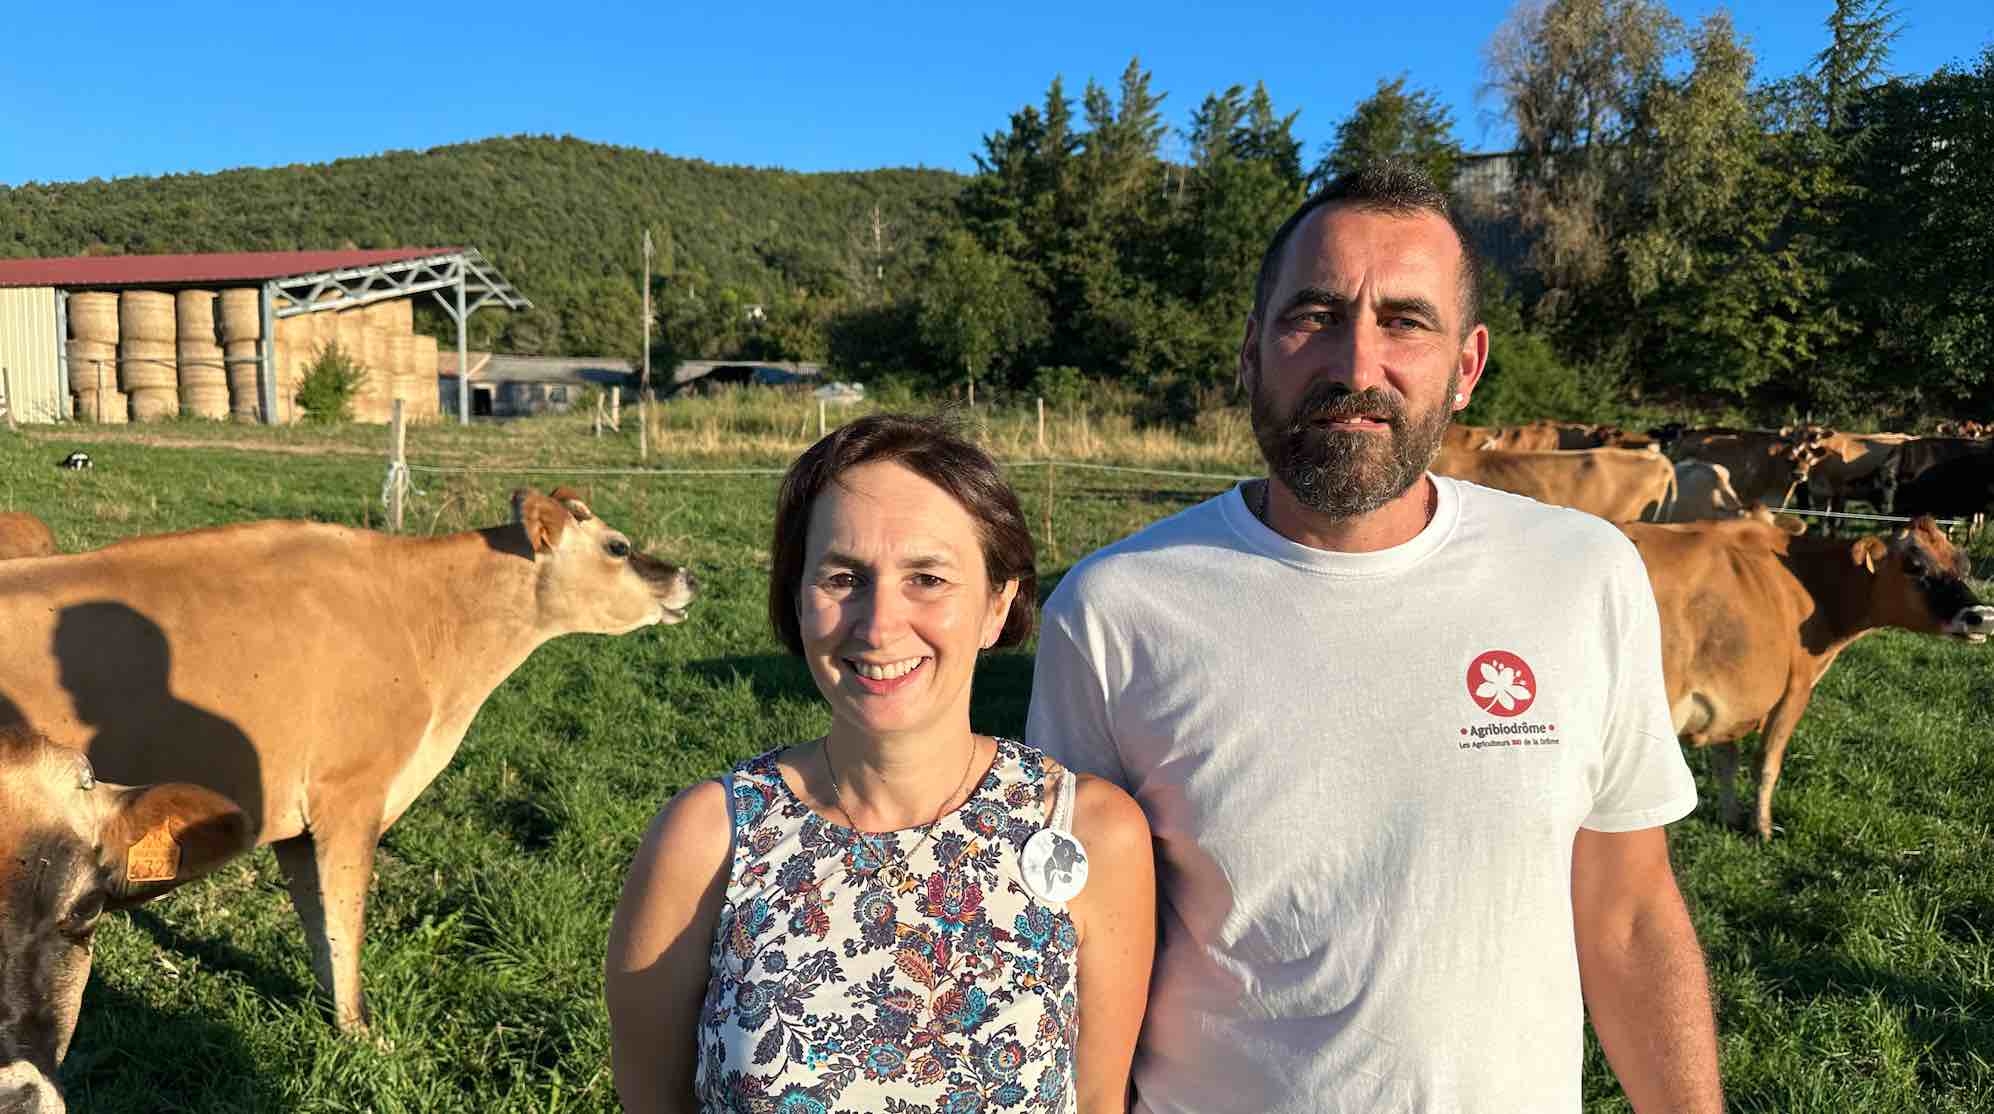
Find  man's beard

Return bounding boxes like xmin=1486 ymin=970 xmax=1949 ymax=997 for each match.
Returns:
xmin=1250 ymin=372 xmax=1458 ymax=520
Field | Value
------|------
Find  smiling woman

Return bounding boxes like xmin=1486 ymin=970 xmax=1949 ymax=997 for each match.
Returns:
xmin=605 ymin=413 xmax=1157 ymax=1114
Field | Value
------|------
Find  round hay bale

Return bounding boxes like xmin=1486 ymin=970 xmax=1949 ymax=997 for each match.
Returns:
xmin=67 ymin=339 xmax=117 ymax=386
xmin=174 ymin=291 xmax=218 ymax=343
xmin=223 ymin=340 xmax=262 ymax=419
xmin=128 ymin=387 xmax=178 ymax=422
xmin=118 ymin=291 xmax=176 ymax=343
xmin=218 ymin=289 xmax=262 ymax=342
xmin=181 ymin=384 xmax=230 ymax=420
xmin=74 ymin=387 xmax=129 ymax=424
xmin=68 ymin=293 xmax=119 ymax=343
xmin=176 ymin=340 xmax=227 ymax=388
xmin=119 ymin=338 xmax=177 ymax=392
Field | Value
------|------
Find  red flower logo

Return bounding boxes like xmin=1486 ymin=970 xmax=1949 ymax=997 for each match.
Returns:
xmin=1467 ymin=650 xmax=1536 ymax=717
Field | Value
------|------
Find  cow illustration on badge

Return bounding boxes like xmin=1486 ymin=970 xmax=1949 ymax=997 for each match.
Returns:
xmin=1021 ymin=826 xmax=1088 ymax=903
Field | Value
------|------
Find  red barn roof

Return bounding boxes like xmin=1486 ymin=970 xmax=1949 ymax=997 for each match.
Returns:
xmin=0 ymin=248 xmax=460 ymax=289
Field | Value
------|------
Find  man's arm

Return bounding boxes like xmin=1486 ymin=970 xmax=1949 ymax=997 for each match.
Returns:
xmin=1572 ymin=824 xmax=1722 ymax=1114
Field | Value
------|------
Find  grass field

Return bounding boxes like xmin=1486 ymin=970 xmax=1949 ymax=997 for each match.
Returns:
xmin=5 ymin=402 xmax=1994 ymax=1113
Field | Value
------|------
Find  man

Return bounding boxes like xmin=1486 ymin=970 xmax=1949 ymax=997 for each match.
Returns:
xmin=1027 ymin=162 xmax=1722 ymax=1112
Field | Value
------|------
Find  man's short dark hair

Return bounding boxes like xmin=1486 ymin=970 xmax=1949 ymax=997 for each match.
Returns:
xmin=768 ymin=412 xmax=1038 ymax=654
xmin=1251 ymin=160 xmax=1482 ymax=337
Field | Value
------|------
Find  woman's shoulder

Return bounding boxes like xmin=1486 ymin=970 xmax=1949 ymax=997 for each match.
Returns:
xmin=624 ymin=776 xmax=734 ymax=895
xmin=1069 ymin=773 xmax=1150 ymax=856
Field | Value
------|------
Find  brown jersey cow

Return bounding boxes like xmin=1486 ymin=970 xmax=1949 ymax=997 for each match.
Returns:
xmin=0 ymin=488 xmax=696 ymax=1031
xmin=1669 ymin=428 xmax=1824 ymax=508
xmin=0 ymin=726 xmax=247 ymax=1113
xmin=1434 ymin=446 xmax=1678 ymax=522
xmin=0 ymin=512 xmax=56 ymax=559
xmin=1621 ymin=516 xmax=1992 ymax=839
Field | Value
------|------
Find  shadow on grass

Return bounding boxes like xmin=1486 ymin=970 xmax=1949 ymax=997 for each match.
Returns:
xmin=123 ymin=907 xmax=311 ymax=1009
xmin=62 ymin=978 xmax=286 ymax=1113
xmin=685 ymin=651 xmax=1038 ymax=742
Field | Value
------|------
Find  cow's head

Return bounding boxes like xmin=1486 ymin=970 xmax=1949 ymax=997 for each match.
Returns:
xmin=509 ymin=487 xmax=698 ymax=635
xmin=0 ymin=728 xmax=247 ymax=1112
xmin=1850 ymin=517 xmax=1994 ymax=642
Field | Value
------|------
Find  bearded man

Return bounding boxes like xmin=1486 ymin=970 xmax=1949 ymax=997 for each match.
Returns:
xmin=1027 ymin=162 xmax=1723 ymax=1113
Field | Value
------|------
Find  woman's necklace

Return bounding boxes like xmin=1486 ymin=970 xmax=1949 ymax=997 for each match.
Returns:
xmin=822 ymin=736 xmax=979 ymax=892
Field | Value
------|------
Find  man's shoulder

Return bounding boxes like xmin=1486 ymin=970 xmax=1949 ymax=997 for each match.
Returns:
xmin=1450 ymin=478 xmax=1644 ymax=570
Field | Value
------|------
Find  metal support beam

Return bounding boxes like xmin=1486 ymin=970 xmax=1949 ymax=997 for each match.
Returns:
xmin=456 ymin=271 xmax=469 ymax=426
xmin=54 ymin=290 xmax=70 ymax=416
xmin=258 ymin=282 xmax=278 ymax=423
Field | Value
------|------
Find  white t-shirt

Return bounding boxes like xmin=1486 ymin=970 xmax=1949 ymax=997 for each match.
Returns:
xmin=1027 ymin=476 xmax=1695 ymax=1114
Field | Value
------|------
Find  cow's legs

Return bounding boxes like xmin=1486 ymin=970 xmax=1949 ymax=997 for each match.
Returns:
xmin=1753 ymin=688 xmax=1814 ymax=841
xmin=273 ymin=820 xmax=381 ymax=1032
xmin=1708 ymin=743 xmax=1743 ymax=829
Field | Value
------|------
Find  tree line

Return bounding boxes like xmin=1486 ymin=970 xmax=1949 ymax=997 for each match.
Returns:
xmin=1 ymin=1 xmax=1988 ymax=426
xmin=855 ymin=0 xmax=1992 ymax=428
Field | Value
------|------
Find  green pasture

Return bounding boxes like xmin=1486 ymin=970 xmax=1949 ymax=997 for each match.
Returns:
xmin=4 ymin=413 xmax=1992 ymax=1113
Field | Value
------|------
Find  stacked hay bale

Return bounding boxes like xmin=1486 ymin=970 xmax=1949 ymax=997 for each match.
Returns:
xmin=385 ymin=331 xmax=415 ymax=415
xmin=274 ymin=312 xmax=325 ymax=424
xmin=68 ymin=292 xmax=126 ymax=423
xmin=175 ymin=291 xmax=229 ymax=419
xmin=119 ymin=291 xmax=179 ymax=421
xmin=355 ymin=303 xmax=394 ymax=423
xmin=410 ymin=335 xmax=440 ymax=422
xmin=218 ymin=289 xmax=263 ymax=421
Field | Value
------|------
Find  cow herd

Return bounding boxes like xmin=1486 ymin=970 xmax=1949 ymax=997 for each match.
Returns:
xmin=1 ymin=425 xmax=1990 ymax=1108
xmin=1449 ymin=418 xmax=1994 ymax=524
xmin=1440 ymin=418 xmax=1994 ymax=839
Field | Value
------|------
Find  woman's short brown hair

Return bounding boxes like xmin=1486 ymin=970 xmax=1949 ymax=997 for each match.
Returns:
xmin=768 ymin=412 xmax=1038 ymax=655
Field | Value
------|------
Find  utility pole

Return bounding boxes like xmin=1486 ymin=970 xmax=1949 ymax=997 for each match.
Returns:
xmin=640 ymin=227 xmax=652 ymax=461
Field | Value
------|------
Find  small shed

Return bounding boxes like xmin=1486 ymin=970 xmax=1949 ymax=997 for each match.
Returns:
xmin=439 ymin=353 xmax=633 ymax=417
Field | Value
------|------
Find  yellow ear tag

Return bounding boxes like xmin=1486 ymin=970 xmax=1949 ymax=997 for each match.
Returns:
xmin=126 ymin=822 xmax=182 ymax=884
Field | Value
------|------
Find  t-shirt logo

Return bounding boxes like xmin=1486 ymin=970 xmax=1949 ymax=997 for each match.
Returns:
xmin=1467 ymin=650 xmax=1536 ymax=717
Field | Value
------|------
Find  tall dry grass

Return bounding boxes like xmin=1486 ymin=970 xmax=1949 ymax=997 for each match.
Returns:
xmin=642 ymin=386 xmax=1261 ymax=472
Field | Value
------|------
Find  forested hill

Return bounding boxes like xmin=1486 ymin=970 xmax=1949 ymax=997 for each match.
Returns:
xmin=0 ymin=135 xmax=964 ymax=357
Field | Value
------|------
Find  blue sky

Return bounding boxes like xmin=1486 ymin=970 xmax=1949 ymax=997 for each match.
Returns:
xmin=1 ymin=0 xmax=1988 ymax=187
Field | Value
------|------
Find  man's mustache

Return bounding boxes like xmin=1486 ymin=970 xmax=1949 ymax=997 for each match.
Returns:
xmin=1287 ymin=385 xmax=1406 ymax=430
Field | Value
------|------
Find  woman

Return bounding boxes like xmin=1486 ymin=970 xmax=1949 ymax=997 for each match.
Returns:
xmin=607 ymin=413 xmax=1156 ymax=1113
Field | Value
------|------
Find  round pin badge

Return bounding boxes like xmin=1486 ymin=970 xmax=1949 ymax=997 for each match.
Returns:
xmin=1020 ymin=827 xmax=1089 ymax=903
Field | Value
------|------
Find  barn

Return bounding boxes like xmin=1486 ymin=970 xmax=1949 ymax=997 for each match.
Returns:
xmin=0 ymin=249 xmax=528 ymax=425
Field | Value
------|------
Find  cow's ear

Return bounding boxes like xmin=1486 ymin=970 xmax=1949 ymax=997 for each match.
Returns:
xmin=511 ymin=489 xmax=568 ymax=554
xmin=101 ymin=782 xmax=250 ymax=910
xmin=548 ymin=486 xmax=594 ymax=522
xmin=1774 ymin=514 xmax=1808 ymax=536
xmin=1850 ymin=535 xmax=1888 ymax=574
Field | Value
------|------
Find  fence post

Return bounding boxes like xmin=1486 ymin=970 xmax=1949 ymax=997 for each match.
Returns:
xmin=388 ymin=400 xmax=407 ymax=533
xmin=610 ymin=387 xmax=621 ymax=432
xmin=1036 ymin=396 xmax=1045 ymax=454
xmin=818 ymin=398 xmax=827 ymax=439
xmin=95 ymin=360 xmax=105 ymax=423
xmin=1042 ymin=460 xmax=1058 ymax=565
xmin=1 ymin=367 xmax=14 ymax=432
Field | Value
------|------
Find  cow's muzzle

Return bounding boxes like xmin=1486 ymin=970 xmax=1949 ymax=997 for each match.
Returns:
xmin=0 ymin=1061 xmax=65 ymax=1114
xmin=1946 ymin=605 xmax=1994 ymax=643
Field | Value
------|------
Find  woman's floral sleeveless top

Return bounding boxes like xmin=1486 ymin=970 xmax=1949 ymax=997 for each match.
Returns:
xmin=696 ymin=738 xmax=1080 ymax=1114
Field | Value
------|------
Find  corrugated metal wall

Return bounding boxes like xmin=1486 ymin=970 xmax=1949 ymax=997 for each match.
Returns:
xmin=0 ymin=287 xmax=64 ymax=422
